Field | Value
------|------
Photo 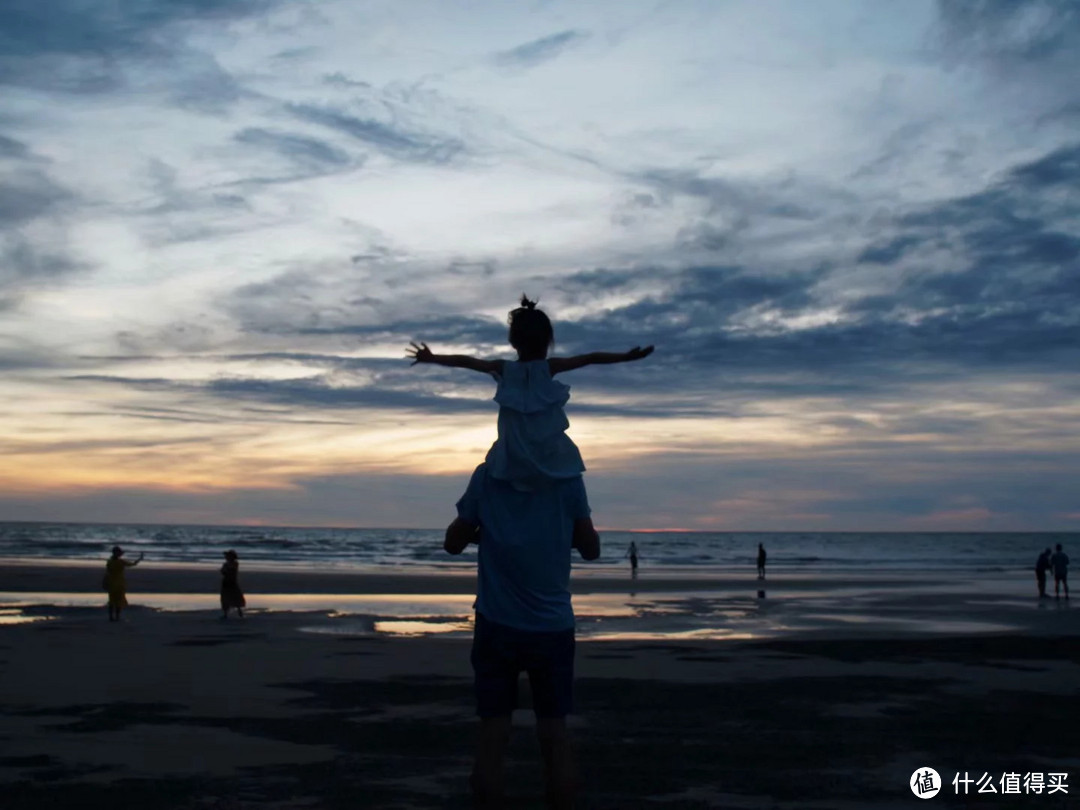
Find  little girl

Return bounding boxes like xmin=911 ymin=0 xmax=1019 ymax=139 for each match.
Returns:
xmin=407 ymin=295 xmax=653 ymax=491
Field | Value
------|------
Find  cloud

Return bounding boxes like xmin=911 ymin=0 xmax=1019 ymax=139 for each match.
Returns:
xmin=494 ymin=30 xmax=589 ymax=69
xmin=0 ymin=168 xmax=70 ymax=226
xmin=0 ymin=161 xmax=85 ymax=306
xmin=233 ymin=127 xmax=354 ymax=171
xmin=0 ymin=133 xmax=29 ymax=159
xmin=0 ymin=0 xmax=279 ymax=96
xmin=0 ymin=470 xmax=471 ymax=527
xmin=288 ymin=103 xmax=465 ymax=165
xmin=1010 ymin=141 xmax=1080 ymax=187
xmin=130 ymin=158 xmax=256 ymax=245
xmin=936 ymin=0 xmax=1080 ymax=121
xmin=937 ymin=0 xmax=1080 ymax=66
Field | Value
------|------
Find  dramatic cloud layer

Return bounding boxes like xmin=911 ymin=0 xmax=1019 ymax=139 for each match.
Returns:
xmin=1 ymin=0 xmax=1078 ymax=529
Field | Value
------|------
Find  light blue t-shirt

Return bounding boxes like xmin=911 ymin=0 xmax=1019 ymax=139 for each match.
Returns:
xmin=456 ymin=463 xmax=591 ymax=632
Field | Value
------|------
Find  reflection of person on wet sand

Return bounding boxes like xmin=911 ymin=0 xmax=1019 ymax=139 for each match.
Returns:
xmin=104 ymin=545 xmax=143 ymax=622
xmin=757 ymin=543 xmax=767 ymax=580
xmin=220 ymin=550 xmax=246 ymax=619
xmin=624 ymin=541 xmax=640 ymax=578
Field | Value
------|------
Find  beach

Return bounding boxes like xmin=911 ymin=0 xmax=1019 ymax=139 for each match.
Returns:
xmin=1 ymin=562 xmax=1078 ymax=808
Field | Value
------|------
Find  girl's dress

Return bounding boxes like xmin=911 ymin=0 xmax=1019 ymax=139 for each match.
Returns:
xmin=220 ymin=561 xmax=246 ymax=610
xmin=484 ymin=359 xmax=585 ymax=490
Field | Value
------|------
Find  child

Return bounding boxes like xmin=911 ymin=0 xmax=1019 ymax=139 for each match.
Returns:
xmin=407 ymin=295 xmax=653 ymax=492
xmin=220 ymin=549 xmax=246 ymax=619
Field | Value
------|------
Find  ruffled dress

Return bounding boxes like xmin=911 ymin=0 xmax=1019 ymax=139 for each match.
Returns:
xmin=484 ymin=360 xmax=586 ymax=491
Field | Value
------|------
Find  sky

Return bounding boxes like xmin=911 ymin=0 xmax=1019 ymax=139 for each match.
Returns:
xmin=1 ymin=0 xmax=1078 ymax=531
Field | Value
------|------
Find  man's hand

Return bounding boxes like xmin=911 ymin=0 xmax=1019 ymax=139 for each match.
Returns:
xmin=624 ymin=345 xmax=654 ymax=361
xmin=407 ymin=341 xmax=433 ymax=365
xmin=572 ymin=517 xmax=600 ymax=561
xmin=444 ymin=517 xmax=478 ymax=555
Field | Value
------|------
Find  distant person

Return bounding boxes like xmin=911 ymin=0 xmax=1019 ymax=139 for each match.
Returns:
xmin=757 ymin=542 xmax=767 ymax=580
xmin=408 ymin=294 xmax=653 ymax=496
xmin=1035 ymin=548 xmax=1052 ymax=598
xmin=1050 ymin=543 xmax=1069 ymax=600
xmin=625 ymin=541 xmax=640 ymax=578
xmin=220 ymin=550 xmax=246 ymax=619
xmin=444 ymin=462 xmax=600 ymax=809
xmin=104 ymin=545 xmax=143 ymax=622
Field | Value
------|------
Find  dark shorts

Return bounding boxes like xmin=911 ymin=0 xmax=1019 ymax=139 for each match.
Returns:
xmin=471 ymin=612 xmax=575 ymax=719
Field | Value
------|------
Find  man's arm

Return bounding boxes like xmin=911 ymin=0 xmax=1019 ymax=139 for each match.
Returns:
xmin=572 ymin=517 xmax=600 ymax=561
xmin=444 ymin=517 xmax=479 ymax=555
xmin=548 ymin=346 xmax=654 ymax=375
xmin=407 ymin=342 xmax=502 ymax=375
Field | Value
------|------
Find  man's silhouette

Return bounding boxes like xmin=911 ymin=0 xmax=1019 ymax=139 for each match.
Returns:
xmin=445 ymin=463 xmax=599 ymax=809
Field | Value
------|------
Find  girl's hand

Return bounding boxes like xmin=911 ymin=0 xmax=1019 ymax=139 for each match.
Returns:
xmin=625 ymin=345 xmax=654 ymax=361
xmin=407 ymin=342 xmax=433 ymax=365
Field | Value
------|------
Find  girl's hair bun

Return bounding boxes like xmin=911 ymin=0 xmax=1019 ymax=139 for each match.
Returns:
xmin=519 ymin=294 xmax=537 ymax=310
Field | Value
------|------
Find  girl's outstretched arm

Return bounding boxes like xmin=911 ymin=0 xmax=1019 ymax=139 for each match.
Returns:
xmin=549 ymin=345 xmax=654 ymax=375
xmin=407 ymin=342 xmax=502 ymax=374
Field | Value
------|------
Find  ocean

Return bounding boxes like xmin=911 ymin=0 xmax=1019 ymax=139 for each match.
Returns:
xmin=0 ymin=522 xmax=1073 ymax=574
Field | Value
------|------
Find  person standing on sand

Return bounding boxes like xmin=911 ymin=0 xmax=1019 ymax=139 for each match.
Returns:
xmin=220 ymin=550 xmax=246 ymax=619
xmin=757 ymin=542 xmax=767 ymax=580
xmin=104 ymin=545 xmax=143 ymax=622
xmin=1050 ymin=543 xmax=1069 ymax=600
xmin=445 ymin=462 xmax=600 ymax=810
xmin=1035 ymin=548 xmax=1052 ymax=598
xmin=624 ymin=541 xmax=640 ymax=578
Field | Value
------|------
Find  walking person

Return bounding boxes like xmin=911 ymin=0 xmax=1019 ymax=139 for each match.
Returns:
xmin=1051 ymin=543 xmax=1069 ymax=600
xmin=624 ymin=541 xmax=640 ymax=578
xmin=445 ymin=462 xmax=600 ymax=809
xmin=1035 ymin=548 xmax=1052 ymax=598
xmin=104 ymin=545 xmax=143 ymax=622
xmin=220 ymin=550 xmax=246 ymax=619
xmin=757 ymin=542 xmax=767 ymax=580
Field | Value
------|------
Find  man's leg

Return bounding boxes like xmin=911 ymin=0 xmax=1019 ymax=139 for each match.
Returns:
xmin=471 ymin=613 xmax=518 ymax=807
xmin=527 ymin=625 xmax=576 ymax=809
xmin=472 ymin=716 xmax=511 ymax=808
xmin=536 ymin=717 xmax=576 ymax=810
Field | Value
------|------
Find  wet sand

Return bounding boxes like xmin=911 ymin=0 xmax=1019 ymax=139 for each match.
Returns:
xmin=1 ymin=563 xmax=1078 ymax=807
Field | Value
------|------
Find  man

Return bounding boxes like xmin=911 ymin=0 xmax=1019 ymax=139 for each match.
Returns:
xmin=757 ymin=542 xmax=767 ymax=580
xmin=1050 ymin=543 xmax=1069 ymax=601
xmin=1035 ymin=548 xmax=1052 ymax=598
xmin=445 ymin=463 xmax=600 ymax=809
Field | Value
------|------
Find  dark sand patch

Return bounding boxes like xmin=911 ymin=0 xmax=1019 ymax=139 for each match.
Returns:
xmin=3 ymin=614 xmax=1078 ymax=808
